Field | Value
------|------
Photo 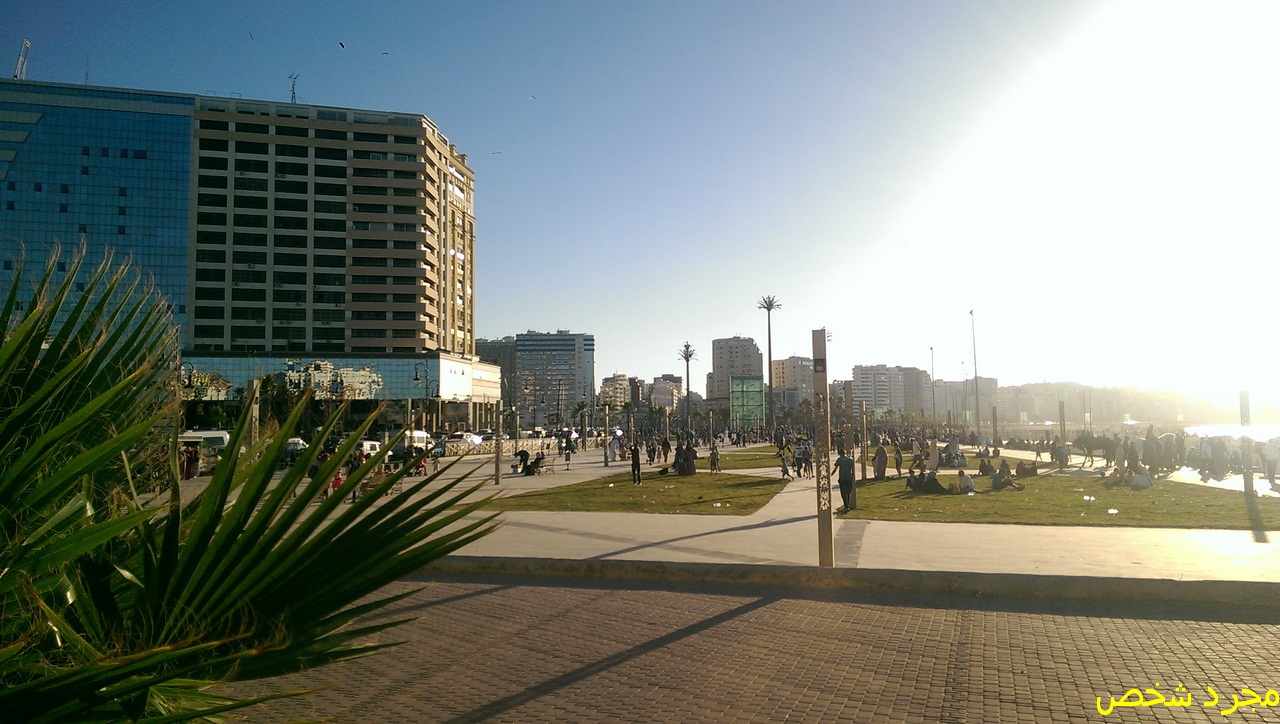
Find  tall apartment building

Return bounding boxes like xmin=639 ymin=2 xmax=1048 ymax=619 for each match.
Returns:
xmin=771 ymin=356 xmax=814 ymax=409
xmin=705 ymin=336 xmax=762 ymax=403
xmin=512 ymin=330 xmax=595 ymax=429
xmin=836 ymin=365 xmax=932 ymax=420
xmin=0 ymin=79 xmax=493 ymax=428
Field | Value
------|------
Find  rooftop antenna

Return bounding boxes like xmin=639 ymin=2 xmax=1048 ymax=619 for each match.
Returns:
xmin=13 ymin=39 xmax=30 ymax=80
xmin=289 ymin=73 xmax=299 ymax=104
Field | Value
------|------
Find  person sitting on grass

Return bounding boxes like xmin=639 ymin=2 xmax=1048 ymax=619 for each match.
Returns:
xmin=907 ymin=469 xmax=953 ymax=495
xmin=956 ymin=469 xmax=976 ymax=494
xmin=1102 ymin=466 xmax=1125 ymax=486
xmin=991 ymin=463 xmax=1025 ymax=491
xmin=977 ymin=458 xmax=995 ymax=477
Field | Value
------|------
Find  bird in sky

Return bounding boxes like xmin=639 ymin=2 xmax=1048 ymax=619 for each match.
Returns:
xmin=381 ymin=52 xmax=389 ymax=55
xmin=530 ymin=95 xmax=537 ymax=100
xmin=339 ymin=42 xmax=345 ymax=48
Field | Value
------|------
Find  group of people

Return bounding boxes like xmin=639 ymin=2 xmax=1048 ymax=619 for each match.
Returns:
xmin=777 ymin=438 xmax=815 ymax=481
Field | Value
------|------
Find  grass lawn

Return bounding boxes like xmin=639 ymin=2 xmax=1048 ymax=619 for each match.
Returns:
xmin=841 ymin=473 xmax=1280 ymax=529
xmin=716 ymin=449 xmax=784 ymax=471
xmin=490 ymin=470 xmax=785 ymax=515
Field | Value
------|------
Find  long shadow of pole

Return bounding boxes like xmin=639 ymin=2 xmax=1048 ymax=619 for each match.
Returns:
xmin=1241 ymin=392 xmax=1268 ymax=543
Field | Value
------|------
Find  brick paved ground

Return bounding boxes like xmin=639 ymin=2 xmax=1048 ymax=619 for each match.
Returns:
xmin=224 ymin=574 xmax=1280 ymax=723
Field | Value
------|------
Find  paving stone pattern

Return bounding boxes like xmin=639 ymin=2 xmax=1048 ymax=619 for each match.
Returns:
xmin=227 ymin=575 xmax=1280 ymax=723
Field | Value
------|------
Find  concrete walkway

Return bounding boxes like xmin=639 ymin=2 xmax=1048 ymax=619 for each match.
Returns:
xmin=428 ymin=443 xmax=1280 ymax=608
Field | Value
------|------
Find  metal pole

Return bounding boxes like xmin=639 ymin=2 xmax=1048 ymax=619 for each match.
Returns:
xmin=930 ymin=346 xmax=936 ymax=429
xmin=1242 ymin=391 xmax=1257 ymax=512
xmin=970 ymin=310 xmax=980 ymax=440
xmin=812 ymin=330 xmax=834 ymax=566
xmin=603 ymin=404 xmax=610 ymax=466
xmin=859 ymin=400 xmax=868 ymax=482
xmin=493 ymin=398 xmax=502 ymax=485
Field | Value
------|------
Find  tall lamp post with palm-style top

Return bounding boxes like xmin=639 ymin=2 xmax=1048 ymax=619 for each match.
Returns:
xmin=758 ymin=295 xmax=780 ymax=440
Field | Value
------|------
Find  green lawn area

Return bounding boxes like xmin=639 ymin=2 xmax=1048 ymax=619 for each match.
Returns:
xmin=716 ymin=449 xmax=783 ymax=471
xmin=841 ymin=473 xmax=1280 ymax=529
xmin=490 ymin=470 xmax=784 ymax=515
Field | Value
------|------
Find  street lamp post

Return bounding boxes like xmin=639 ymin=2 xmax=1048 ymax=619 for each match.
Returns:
xmin=678 ymin=342 xmax=696 ymax=438
xmin=758 ymin=295 xmax=781 ymax=440
xmin=929 ymin=347 xmax=936 ymax=430
xmin=970 ymin=310 xmax=980 ymax=441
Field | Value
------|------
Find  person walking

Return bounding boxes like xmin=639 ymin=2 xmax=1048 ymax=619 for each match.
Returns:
xmin=832 ymin=448 xmax=856 ymax=514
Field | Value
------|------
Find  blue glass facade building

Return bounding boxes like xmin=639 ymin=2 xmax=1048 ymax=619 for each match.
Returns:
xmin=0 ymin=81 xmax=193 ymax=327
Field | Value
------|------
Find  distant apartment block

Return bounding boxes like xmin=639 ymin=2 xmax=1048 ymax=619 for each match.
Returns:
xmin=706 ymin=336 xmax=762 ymax=402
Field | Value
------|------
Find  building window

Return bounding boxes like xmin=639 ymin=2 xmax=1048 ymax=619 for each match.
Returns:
xmin=199 ymin=156 xmax=228 ymax=170
xmin=199 ymin=138 xmax=229 ymax=152
xmin=118 ymin=187 xmax=127 ymax=196
xmin=315 ymin=128 xmax=347 ymax=140
xmin=118 ymin=206 xmax=127 ymax=216
xmin=236 ymin=141 xmax=269 ymax=155
xmin=314 ymin=183 xmax=345 ymax=197
xmin=233 ymin=195 xmax=268 ymax=209
xmin=32 ymin=182 xmax=41 ymax=192
xmin=81 ymin=146 xmax=90 ymax=156
xmin=275 ymin=197 xmax=307 ymax=212
xmin=276 ymin=161 xmax=307 ymax=175
xmin=78 ymin=224 xmax=87 ymax=233
xmin=314 ymin=165 xmax=347 ymax=178
xmin=234 ymin=158 xmax=268 ymax=173
xmin=4 ymin=201 xmax=12 ymax=211
xmin=133 ymin=150 xmax=147 ymax=159
xmin=313 ymin=254 xmax=345 ymax=268
xmin=198 ymin=175 xmax=228 ymax=189
xmin=117 ymin=226 xmax=126 ymax=235
xmin=59 ymin=203 xmax=67 ymax=213
xmin=234 ymin=176 xmax=268 ymax=191
xmin=314 ymin=200 xmax=346 ymax=214
xmin=233 ymin=232 xmax=267 ymax=246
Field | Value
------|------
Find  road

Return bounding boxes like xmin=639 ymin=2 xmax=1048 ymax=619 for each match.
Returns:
xmin=226 ymin=573 xmax=1280 ymax=723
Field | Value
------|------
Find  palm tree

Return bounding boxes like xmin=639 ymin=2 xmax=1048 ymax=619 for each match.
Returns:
xmin=571 ymin=399 xmax=590 ymax=442
xmin=678 ymin=342 xmax=696 ymax=436
xmin=757 ymin=295 xmax=781 ymax=439
xmin=0 ymin=248 xmax=497 ymax=720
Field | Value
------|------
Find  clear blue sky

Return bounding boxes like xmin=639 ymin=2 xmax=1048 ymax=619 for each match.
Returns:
xmin=8 ymin=1 xmax=1279 ymax=406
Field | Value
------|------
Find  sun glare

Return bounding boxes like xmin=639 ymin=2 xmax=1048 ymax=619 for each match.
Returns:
xmin=879 ymin=1 xmax=1280 ymax=411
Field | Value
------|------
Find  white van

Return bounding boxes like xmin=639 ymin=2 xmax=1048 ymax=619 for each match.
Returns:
xmin=402 ymin=430 xmax=431 ymax=453
xmin=354 ymin=440 xmax=381 ymax=456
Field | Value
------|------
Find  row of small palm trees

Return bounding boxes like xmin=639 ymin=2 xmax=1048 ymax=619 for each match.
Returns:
xmin=0 ymin=248 xmax=498 ymax=720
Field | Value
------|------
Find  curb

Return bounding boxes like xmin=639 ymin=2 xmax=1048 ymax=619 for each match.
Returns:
xmin=424 ymin=556 xmax=1280 ymax=610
